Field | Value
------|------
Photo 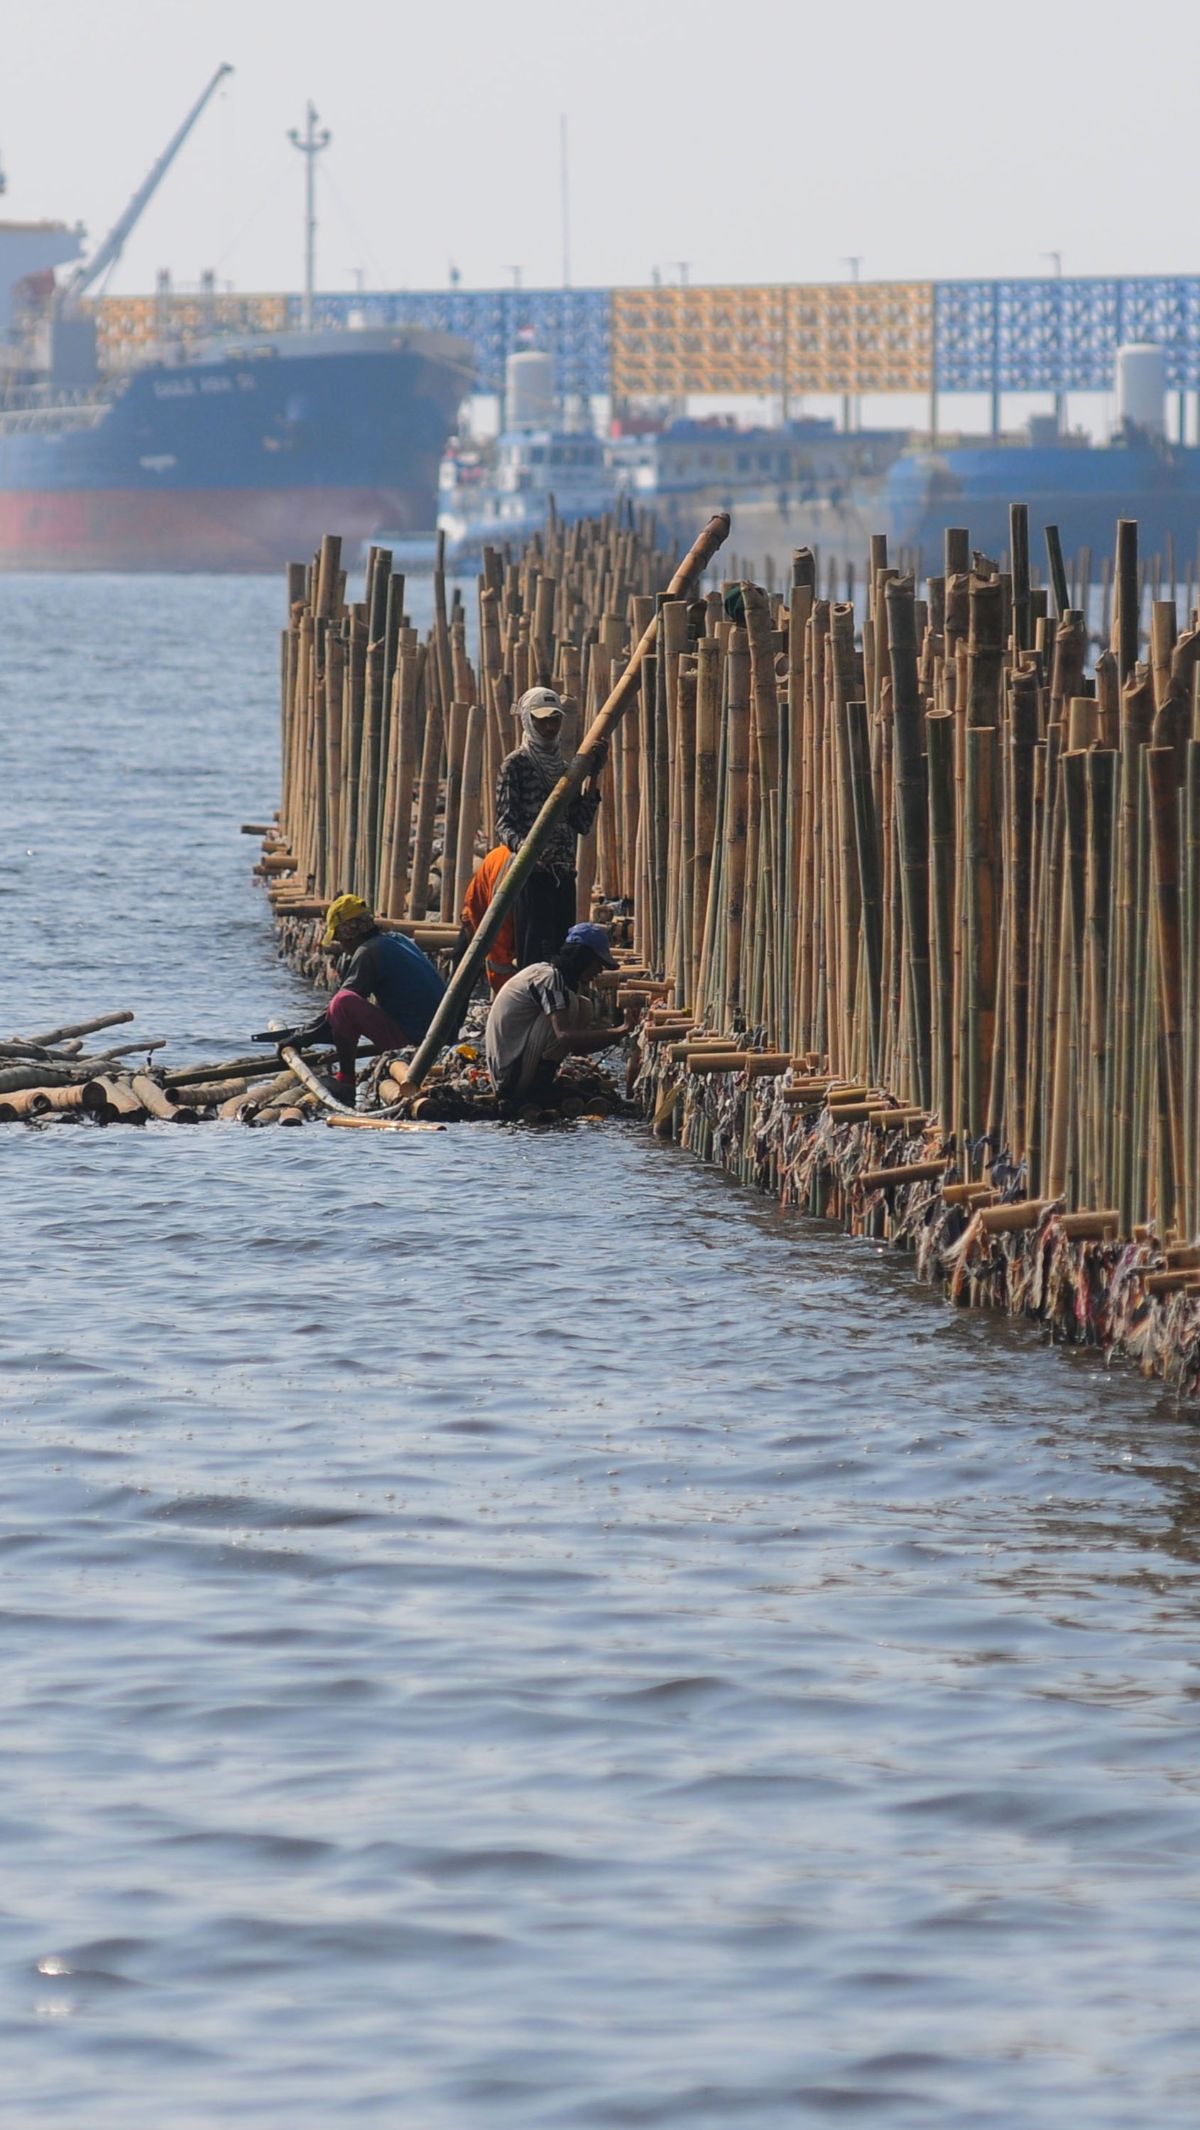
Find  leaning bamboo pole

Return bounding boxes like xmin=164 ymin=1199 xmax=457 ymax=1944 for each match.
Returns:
xmin=394 ymin=513 xmax=731 ymax=1093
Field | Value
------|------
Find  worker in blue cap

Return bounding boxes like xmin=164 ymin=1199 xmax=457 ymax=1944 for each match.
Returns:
xmin=484 ymin=921 xmax=636 ymax=1116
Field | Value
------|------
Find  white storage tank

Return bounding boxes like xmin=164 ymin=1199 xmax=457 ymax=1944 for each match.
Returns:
xmin=506 ymin=348 xmax=556 ymax=430
xmin=1116 ymin=343 xmax=1167 ymax=437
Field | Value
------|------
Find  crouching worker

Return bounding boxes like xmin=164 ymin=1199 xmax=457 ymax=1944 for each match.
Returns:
xmin=455 ymin=844 xmax=517 ymax=997
xmin=485 ymin=921 xmax=635 ymax=1118
xmin=298 ymin=893 xmax=446 ymax=1101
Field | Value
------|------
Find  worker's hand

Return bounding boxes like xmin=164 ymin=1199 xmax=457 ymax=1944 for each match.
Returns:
xmin=588 ymin=738 xmax=609 ymax=773
xmin=621 ymin=1004 xmax=641 ymax=1035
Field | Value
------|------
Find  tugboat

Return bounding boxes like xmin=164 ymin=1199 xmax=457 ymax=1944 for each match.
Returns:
xmin=436 ymin=349 xmax=621 ymax=567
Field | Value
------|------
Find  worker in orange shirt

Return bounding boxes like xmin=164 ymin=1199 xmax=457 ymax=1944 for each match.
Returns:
xmin=456 ymin=844 xmax=518 ymax=997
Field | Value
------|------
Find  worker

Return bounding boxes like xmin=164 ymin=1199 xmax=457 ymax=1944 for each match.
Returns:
xmin=455 ymin=843 xmax=518 ymax=997
xmin=294 ymin=892 xmax=446 ymax=1101
xmin=485 ymin=920 xmax=635 ymax=1117
xmin=495 ymin=685 xmax=607 ymax=967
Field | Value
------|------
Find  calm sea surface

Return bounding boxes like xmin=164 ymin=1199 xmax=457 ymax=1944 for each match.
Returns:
xmin=2 ymin=574 xmax=1200 ymax=2128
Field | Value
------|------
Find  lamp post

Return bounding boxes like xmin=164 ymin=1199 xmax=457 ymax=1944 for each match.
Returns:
xmin=841 ymin=255 xmax=863 ymax=433
xmin=1042 ymin=251 xmax=1065 ymax=434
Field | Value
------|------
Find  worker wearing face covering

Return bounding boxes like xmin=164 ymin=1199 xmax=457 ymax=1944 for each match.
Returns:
xmin=495 ymin=684 xmax=607 ymax=968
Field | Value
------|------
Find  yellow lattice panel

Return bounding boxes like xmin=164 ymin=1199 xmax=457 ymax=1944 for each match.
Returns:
xmin=612 ymin=282 xmax=934 ymax=396
xmin=94 ymin=293 xmax=289 ymax=362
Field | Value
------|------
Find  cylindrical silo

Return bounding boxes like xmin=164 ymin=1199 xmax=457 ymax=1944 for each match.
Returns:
xmin=1116 ymin=343 xmax=1167 ymax=437
xmin=506 ymin=349 xmax=556 ymax=430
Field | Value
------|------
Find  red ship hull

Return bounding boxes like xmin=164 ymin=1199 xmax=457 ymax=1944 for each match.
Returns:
xmin=0 ymin=486 xmax=423 ymax=572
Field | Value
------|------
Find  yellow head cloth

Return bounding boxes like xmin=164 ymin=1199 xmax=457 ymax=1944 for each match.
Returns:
xmin=322 ymin=893 xmax=370 ymax=948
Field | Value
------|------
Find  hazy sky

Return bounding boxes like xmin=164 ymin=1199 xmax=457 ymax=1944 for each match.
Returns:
xmin=3 ymin=0 xmax=1193 ymax=298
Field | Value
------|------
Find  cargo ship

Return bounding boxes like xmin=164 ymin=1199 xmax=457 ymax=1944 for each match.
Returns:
xmin=0 ymin=325 xmax=473 ymax=571
xmin=883 ymin=430 xmax=1200 ymax=567
xmin=0 ymin=70 xmax=473 ymax=571
xmin=882 ymin=344 xmax=1200 ymax=565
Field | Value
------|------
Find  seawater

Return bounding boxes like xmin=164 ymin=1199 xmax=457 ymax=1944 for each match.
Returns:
xmin=2 ymin=574 xmax=1200 ymax=2129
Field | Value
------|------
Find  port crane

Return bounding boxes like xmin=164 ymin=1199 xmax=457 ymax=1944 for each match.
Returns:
xmin=60 ymin=62 xmax=232 ymax=307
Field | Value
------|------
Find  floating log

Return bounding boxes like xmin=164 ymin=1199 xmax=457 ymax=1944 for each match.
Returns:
xmin=324 ymin=1112 xmax=445 ymax=1133
xmin=18 ymin=1010 xmax=134 ymax=1047
xmin=90 ymin=1075 xmax=147 ymax=1123
xmin=166 ymin=1078 xmax=248 ymax=1106
xmin=164 ymin=1052 xmax=319 ymax=1087
xmin=130 ymin=1073 xmax=199 ymax=1123
xmin=0 ymin=1061 xmax=102 ymax=1095
xmin=0 ymin=1080 xmax=107 ymax=1120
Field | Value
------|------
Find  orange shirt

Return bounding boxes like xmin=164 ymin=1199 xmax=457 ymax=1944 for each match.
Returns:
xmin=462 ymin=845 xmax=517 ymax=995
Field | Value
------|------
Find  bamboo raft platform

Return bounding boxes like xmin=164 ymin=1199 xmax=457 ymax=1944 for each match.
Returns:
xmin=0 ymin=1010 xmax=334 ymax=1126
xmin=0 ymin=1007 xmax=624 ymax=1131
xmin=260 ymin=503 xmax=1200 ymax=1393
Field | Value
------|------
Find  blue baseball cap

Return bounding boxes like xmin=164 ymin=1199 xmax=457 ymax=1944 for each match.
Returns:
xmin=565 ymin=921 xmax=618 ymax=970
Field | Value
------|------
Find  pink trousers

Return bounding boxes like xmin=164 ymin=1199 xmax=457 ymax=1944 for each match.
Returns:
xmin=328 ymin=988 xmax=408 ymax=1077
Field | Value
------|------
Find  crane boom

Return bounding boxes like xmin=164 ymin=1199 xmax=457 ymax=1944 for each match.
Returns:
xmin=63 ymin=62 xmax=233 ymax=304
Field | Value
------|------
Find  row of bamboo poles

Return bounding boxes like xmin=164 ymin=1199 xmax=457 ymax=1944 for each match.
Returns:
xmin=272 ymin=516 xmax=673 ymax=938
xmin=273 ymin=504 xmax=1200 ymax=1243
xmin=617 ymin=512 xmax=1200 ymax=1245
xmin=723 ymin=532 xmax=1200 ymax=638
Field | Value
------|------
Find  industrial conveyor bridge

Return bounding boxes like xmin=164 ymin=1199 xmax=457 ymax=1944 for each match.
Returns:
xmin=98 ymin=276 xmax=1200 ymax=407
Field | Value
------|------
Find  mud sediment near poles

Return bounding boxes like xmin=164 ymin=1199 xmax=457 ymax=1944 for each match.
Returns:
xmin=263 ymin=512 xmax=1200 ymax=1394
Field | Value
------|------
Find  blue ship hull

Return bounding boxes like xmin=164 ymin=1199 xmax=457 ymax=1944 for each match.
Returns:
xmin=0 ymin=329 xmax=472 ymax=570
xmin=883 ymin=438 xmax=1200 ymax=567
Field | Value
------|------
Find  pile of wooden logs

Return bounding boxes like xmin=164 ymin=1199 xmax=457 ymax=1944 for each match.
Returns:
xmin=0 ymin=1011 xmax=327 ymax=1127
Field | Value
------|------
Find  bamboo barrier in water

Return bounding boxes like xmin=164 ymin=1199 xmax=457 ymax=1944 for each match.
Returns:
xmin=269 ymin=515 xmax=674 ymax=944
xmin=265 ymin=506 xmax=1200 ymax=1390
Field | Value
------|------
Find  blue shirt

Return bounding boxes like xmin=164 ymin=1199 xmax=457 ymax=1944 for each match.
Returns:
xmin=340 ymin=929 xmax=445 ymax=1042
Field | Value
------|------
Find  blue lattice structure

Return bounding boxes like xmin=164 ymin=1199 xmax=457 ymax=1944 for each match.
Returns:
xmin=933 ymin=278 xmax=1200 ymax=394
xmin=298 ymin=287 xmax=611 ymax=398
xmin=261 ymin=278 xmax=1200 ymax=399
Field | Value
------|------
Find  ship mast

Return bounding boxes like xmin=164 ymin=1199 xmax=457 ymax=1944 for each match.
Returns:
xmin=287 ymin=104 xmax=331 ymax=334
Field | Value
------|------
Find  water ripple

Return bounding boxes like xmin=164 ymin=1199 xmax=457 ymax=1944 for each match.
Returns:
xmin=3 ymin=575 xmax=1200 ymax=2125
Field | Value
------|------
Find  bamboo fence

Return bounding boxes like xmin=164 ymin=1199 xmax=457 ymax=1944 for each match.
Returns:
xmin=265 ymin=506 xmax=1200 ymax=1390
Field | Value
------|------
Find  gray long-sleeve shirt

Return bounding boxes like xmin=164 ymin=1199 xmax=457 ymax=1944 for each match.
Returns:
xmin=495 ymin=748 xmax=600 ymax=870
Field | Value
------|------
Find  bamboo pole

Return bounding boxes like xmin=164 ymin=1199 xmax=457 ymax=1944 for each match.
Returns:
xmin=409 ymin=695 xmax=444 ymax=923
xmin=927 ymin=712 xmax=956 ymax=1132
xmin=1148 ymin=743 xmax=1187 ymax=1229
xmin=453 ymin=703 xmax=487 ymax=918
xmin=440 ymin=701 xmax=469 ymax=922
